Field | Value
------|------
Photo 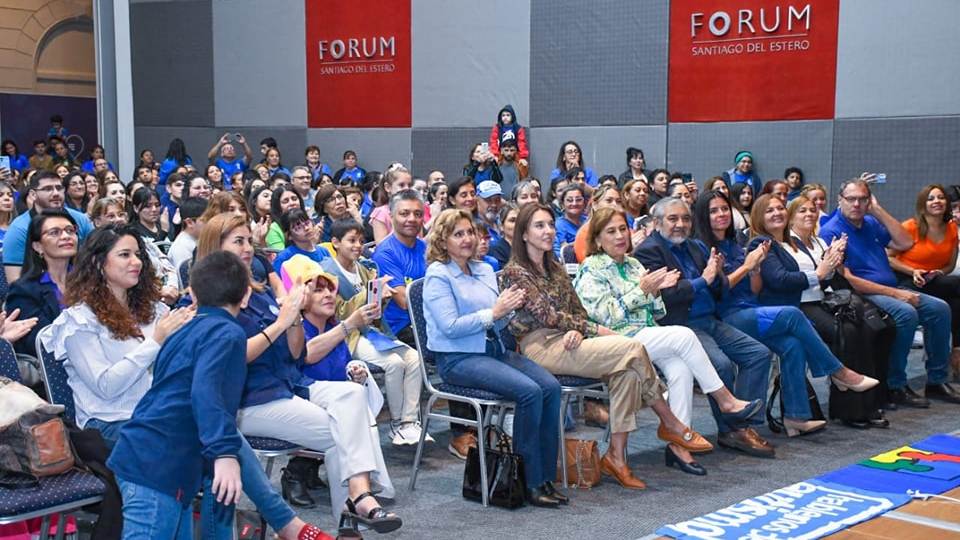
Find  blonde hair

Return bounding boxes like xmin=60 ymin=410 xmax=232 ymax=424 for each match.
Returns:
xmin=426 ymin=209 xmax=475 ymax=264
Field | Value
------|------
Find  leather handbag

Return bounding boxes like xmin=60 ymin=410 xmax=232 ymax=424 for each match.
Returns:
xmin=0 ymin=377 xmax=75 ymax=486
xmin=462 ymin=425 xmax=527 ymax=509
xmin=557 ymin=438 xmax=601 ymax=489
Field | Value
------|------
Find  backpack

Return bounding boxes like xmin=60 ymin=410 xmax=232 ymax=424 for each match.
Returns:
xmin=0 ymin=376 xmax=75 ymax=486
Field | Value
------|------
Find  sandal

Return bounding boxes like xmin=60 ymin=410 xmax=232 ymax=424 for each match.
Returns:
xmin=339 ymin=491 xmax=403 ymax=535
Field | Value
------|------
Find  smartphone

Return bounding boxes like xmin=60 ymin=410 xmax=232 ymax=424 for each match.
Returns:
xmin=874 ymin=173 xmax=887 ymax=184
xmin=681 ymin=173 xmax=693 ymax=182
xmin=234 ymin=133 xmax=242 ymax=139
xmin=636 ymin=214 xmax=653 ymax=231
xmin=367 ymin=279 xmax=382 ymax=306
xmin=0 ymin=156 xmax=9 ymax=172
xmin=479 ymin=142 xmax=489 ymax=154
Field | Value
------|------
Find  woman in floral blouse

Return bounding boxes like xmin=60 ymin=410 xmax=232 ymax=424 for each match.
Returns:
xmin=500 ymin=203 xmax=710 ymax=490
xmin=573 ymin=208 xmax=762 ymax=475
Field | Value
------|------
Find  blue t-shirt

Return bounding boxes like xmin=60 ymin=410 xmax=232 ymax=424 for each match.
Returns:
xmin=336 ymin=167 xmax=366 ymax=185
xmin=553 ymin=214 xmax=585 ymax=257
xmin=3 ymin=208 xmax=94 ymax=266
xmin=272 ymin=244 xmax=331 ymax=274
xmin=215 ymin=157 xmax=247 ymax=181
xmin=301 ymin=319 xmax=351 ymax=382
xmin=371 ymin=235 xmax=427 ymax=333
xmin=819 ymin=211 xmax=897 ymax=287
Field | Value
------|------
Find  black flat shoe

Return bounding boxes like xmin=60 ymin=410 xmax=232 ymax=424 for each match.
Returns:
xmin=719 ymin=399 xmax=763 ymax=428
xmin=890 ymin=387 xmax=930 ymax=408
xmin=340 ymin=492 xmax=402 ymax=535
xmin=526 ymin=486 xmax=560 ymax=508
xmin=665 ymin=445 xmax=706 ymax=476
xmin=840 ymin=419 xmax=870 ymax=429
xmin=542 ymin=481 xmax=569 ymax=505
xmin=926 ymin=382 xmax=960 ymax=404
xmin=281 ymin=467 xmax=317 ymax=508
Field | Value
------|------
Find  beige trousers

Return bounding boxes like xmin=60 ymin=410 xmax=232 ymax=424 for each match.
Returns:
xmin=519 ymin=328 xmax=665 ymax=433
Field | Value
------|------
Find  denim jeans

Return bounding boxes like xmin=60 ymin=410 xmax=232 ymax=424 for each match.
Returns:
xmin=724 ymin=306 xmax=843 ymax=420
xmin=685 ymin=317 xmax=771 ymax=433
xmin=867 ymin=291 xmax=951 ymax=389
xmin=118 ymin=477 xmax=193 ymax=540
xmin=436 ymin=345 xmax=561 ymax=488
xmin=199 ymin=438 xmax=296 ymax=538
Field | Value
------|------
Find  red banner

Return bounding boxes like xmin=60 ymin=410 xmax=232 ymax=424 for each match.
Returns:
xmin=668 ymin=1 xmax=839 ymax=123
xmin=305 ymin=0 xmax=411 ymax=128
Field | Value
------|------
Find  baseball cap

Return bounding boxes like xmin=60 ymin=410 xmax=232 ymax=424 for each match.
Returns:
xmin=477 ymin=180 xmax=503 ymax=199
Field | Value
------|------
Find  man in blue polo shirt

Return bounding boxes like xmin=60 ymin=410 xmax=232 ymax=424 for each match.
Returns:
xmin=820 ymin=178 xmax=959 ymax=407
xmin=207 ymin=132 xmax=253 ymax=181
xmin=371 ymin=190 xmax=426 ymax=346
xmin=3 ymin=171 xmax=93 ymax=283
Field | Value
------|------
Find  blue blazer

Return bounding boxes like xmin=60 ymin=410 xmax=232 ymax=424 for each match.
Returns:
xmin=423 ymin=259 xmax=506 ymax=354
xmin=749 ymin=236 xmax=821 ymax=307
xmin=6 ymin=277 xmax=62 ymax=356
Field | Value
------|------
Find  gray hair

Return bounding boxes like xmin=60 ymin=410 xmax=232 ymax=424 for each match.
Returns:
xmin=650 ymin=196 xmax=689 ymax=220
xmin=837 ymin=177 xmax=871 ymax=198
xmin=389 ymin=188 xmax=424 ymax=214
xmin=290 ymin=165 xmax=311 ymax=177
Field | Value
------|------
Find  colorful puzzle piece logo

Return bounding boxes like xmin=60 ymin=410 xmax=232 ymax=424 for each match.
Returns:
xmin=860 ymin=445 xmax=960 ymax=480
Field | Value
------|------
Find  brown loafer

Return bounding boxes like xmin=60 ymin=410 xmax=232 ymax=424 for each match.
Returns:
xmin=599 ymin=453 xmax=646 ymax=490
xmin=656 ymin=424 xmax=713 ymax=454
xmin=717 ymin=428 xmax=776 ymax=458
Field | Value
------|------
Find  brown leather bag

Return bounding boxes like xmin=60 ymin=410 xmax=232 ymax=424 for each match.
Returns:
xmin=0 ymin=377 xmax=75 ymax=481
xmin=557 ymin=438 xmax=601 ymax=488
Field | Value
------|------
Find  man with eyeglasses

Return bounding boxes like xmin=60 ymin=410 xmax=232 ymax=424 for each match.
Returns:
xmin=3 ymin=171 xmax=94 ymax=282
xmin=820 ymin=176 xmax=959 ymax=407
xmin=289 ymin=166 xmax=317 ymax=218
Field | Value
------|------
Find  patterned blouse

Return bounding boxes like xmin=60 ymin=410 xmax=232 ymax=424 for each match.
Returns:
xmin=573 ymin=253 xmax=665 ymax=337
xmin=499 ymin=261 xmax=598 ymax=342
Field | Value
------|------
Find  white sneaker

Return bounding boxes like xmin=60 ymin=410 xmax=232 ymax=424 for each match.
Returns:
xmin=389 ymin=422 xmax=407 ymax=446
xmin=401 ymin=422 xmax=434 ymax=444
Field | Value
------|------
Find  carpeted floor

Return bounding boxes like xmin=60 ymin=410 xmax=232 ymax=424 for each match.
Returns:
xmin=265 ymin=350 xmax=960 ymax=540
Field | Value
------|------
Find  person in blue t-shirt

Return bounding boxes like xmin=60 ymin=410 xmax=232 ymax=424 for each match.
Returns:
xmin=371 ymin=191 xmax=426 ymax=345
xmin=553 ymin=184 xmax=587 ymax=258
xmin=272 ymin=208 xmax=330 ymax=274
xmin=332 ymin=150 xmax=366 ymax=186
xmin=2 ymin=139 xmax=29 ymax=173
xmin=304 ymin=145 xmax=332 ymax=182
xmin=207 ymin=132 xmax=252 ymax=180
xmin=820 ymin=177 xmax=959 ymax=407
xmin=550 ymin=140 xmax=598 ymax=187
xmin=3 ymin=171 xmax=93 ymax=283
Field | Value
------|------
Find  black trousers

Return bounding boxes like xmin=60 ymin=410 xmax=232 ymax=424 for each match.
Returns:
xmin=899 ymin=272 xmax=960 ymax=347
xmin=800 ymin=301 xmax=889 ymax=421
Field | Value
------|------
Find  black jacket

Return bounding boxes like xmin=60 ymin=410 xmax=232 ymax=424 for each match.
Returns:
xmin=6 ymin=277 xmax=63 ymax=357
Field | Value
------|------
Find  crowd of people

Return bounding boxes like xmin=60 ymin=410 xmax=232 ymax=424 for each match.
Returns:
xmin=1 ymin=107 xmax=959 ymax=539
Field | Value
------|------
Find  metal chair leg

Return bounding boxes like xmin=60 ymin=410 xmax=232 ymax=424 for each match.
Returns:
xmin=53 ymin=511 xmax=66 ymax=540
xmin=265 ymin=456 xmax=276 ymax=478
xmin=409 ymin=394 xmax=437 ymax=491
xmin=559 ymin=394 xmax=570 ymax=488
xmin=477 ymin=403 xmax=492 ymax=507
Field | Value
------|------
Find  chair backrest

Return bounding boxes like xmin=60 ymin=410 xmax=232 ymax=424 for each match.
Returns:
xmin=406 ymin=278 xmax=439 ymax=393
xmin=362 ymin=241 xmax=377 ymax=259
xmin=36 ymin=327 xmax=77 ymax=422
xmin=560 ymin=244 xmax=579 ymax=276
xmin=0 ymin=339 xmax=21 ymax=382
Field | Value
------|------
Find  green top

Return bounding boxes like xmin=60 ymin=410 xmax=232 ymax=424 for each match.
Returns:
xmin=572 ymin=252 xmax=665 ymax=336
xmin=265 ymin=221 xmax=285 ymax=250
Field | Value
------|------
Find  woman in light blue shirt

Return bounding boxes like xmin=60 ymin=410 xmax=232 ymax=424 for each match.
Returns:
xmin=423 ymin=209 xmax=565 ymax=509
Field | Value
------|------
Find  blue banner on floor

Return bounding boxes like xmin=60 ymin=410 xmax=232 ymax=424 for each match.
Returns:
xmin=818 ymin=433 xmax=960 ymax=496
xmin=656 ymin=480 xmax=909 ymax=540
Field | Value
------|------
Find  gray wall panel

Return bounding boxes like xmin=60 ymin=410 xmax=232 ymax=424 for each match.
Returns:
xmin=411 ymin=0 xmax=530 ymax=128
xmin=529 ymin=0 xmax=668 ymax=127
xmin=130 ymin=1 xmax=214 ymax=127
xmin=135 ymin=127 xmax=306 ymax=171
xmin=411 ymin=128 xmax=489 ymax=180
xmin=528 ymin=126 xmax=667 ymax=183
xmin=836 ymin=0 xmax=960 ymax=118
xmin=212 ymin=0 xmax=307 ymax=127
xmin=667 ymin=121 xmax=834 ymax=193
xmin=831 ymin=117 xmax=960 ymax=220
xmin=307 ymin=129 xmax=412 ymax=177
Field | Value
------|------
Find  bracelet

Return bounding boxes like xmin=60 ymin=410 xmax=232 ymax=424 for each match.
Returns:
xmin=339 ymin=322 xmax=350 ymax=338
xmin=259 ymin=330 xmax=273 ymax=345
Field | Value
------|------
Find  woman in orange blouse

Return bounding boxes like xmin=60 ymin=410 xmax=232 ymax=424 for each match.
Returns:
xmin=888 ymin=184 xmax=960 ymax=368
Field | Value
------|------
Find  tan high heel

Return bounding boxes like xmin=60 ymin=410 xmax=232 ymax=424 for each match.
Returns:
xmin=783 ymin=418 xmax=826 ymax=438
xmin=831 ymin=374 xmax=879 ymax=392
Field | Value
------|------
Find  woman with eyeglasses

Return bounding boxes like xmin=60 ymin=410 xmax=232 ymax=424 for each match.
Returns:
xmin=552 ymin=184 xmax=587 ymax=259
xmin=272 ymin=208 xmax=330 ymax=274
xmin=7 ymin=209 xmax=76 ymax=356
xmin=550 ymin=141 xmax=597 ymax=187
xmin=314 ymin=185 xmax=355 ymax=243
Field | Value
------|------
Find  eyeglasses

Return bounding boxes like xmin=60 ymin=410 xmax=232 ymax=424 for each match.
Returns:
xmin=41 ymin=226 xmax=77 ymax=238
xmin=293 ymin=175 xmax=311 ymax=181
xmin=36 ymin=185 xmax=65 ymax=193
xmin=841 ymin=195 xmax=870 ymax=205
xmin=564 ymin=149 xmax=580 ymax=155
xmin=330 ymin=194 xmax=346 ymax=202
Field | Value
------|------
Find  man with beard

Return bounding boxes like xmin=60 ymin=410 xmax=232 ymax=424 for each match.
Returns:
xmin=4 ymin=171 xmax=94 ymax=282
xmin=497 ymin=139 xmax=528 ymax=197
xmin=476 ymin=180 xmax=504 ymax=245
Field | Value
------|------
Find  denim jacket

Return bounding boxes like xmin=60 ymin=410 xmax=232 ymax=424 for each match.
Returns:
xmin=423 ymin=259 xmax=505 ymax=354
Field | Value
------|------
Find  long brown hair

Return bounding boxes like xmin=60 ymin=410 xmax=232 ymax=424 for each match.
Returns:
xmin=64 ymin=225 xmax=161 ymax=340
xmin=915 ymin=184 xmax=951 ymax=240
xmin=749 ymin=194 xmax=789 ymax=243
xmin=509 ymin=203 xmax=562 ymax=277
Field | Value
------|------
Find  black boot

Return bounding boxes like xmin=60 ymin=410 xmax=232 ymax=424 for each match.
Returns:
xmin=294 ymin=456 xmax=325 ymax=490
xmin=281 ymin=458 xmax=317 ymax=508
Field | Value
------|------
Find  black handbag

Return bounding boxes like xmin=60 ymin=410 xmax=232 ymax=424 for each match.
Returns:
xmin=765 ymin=374 xmax=825 ymax=434
xmin=821 ymin=289 xmax=853 ymax=313
xmin=462 ymin=425 xmax=527 ymax=509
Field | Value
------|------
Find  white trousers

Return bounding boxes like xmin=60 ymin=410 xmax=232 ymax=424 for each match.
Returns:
xmin=353 ymin=336 xmax=422 ymax=423
xmin=634 ymin=325 xmax=724 ymax=426
xmin=237 ymin=381 xmax=395 ymax=519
